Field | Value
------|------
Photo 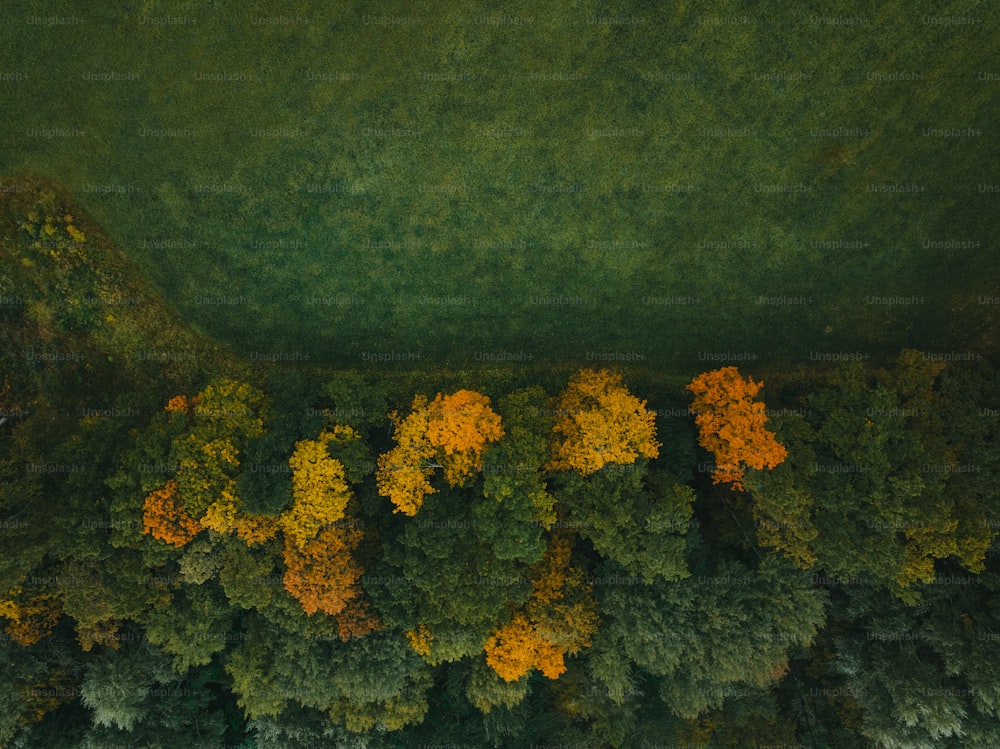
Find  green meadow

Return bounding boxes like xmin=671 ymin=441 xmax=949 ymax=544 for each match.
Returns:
xmin=0 ymin=0 xmax=996 ymax=370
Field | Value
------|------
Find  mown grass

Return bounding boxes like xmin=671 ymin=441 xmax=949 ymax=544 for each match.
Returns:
xmin=0 ymin=0 xmax=996 ymax=370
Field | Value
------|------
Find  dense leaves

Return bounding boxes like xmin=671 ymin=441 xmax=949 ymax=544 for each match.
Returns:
xmin=376 ymin=389 xmax=505 ymax=516
xmin=281 ymin=525 xmax=366 ymax=618
xmin=548 ymin=369 xmax=660 ymax=475
xmin=281 ymin=427 xmax=355 ymax=548
xmin=686 ymin=366 xmax=788 ymax=491
xmin=748 ymin=353 xmax=994 ymax=602
xmin=484 ymin=535 xmax=598 ymax=682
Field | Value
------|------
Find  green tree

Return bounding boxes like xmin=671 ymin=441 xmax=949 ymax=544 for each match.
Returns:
xmin=323 ymin=371 xmax=389 ymax=436
xmin=368 ymin=482 xmax=533 ymax=664
xmin=592 ymin=539 xmax=827 ymax=720
xmin=553 ymin=464 xmax=694 ymax=584
xmin=464 ymin=657 xmax=531 ymax=714
xmin=817 ymin=566 xmax=1000 ymax=748
xmin=226 ymin=615 xmax=431 ymax=733
xmin=748 ymin=354 xmax=994 ymax=602
xmin=247 ymin=703 xmax=390 ymax=749
xmin=166 ymin=378 xmax=267 ymax=525
xmin=139 ymin=582 xmax=236 ymax=673
xmin=478 ymin=386 xmax=557 ymax=563
xmin=78 ymin=642 xmax=228 ymax=748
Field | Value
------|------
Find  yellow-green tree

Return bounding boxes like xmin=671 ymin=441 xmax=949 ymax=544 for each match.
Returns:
xmin=142 ymin=379 xmax=267 ymax=546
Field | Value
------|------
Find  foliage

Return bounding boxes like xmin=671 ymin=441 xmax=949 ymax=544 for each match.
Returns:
xmin=820 ymin=573 xmax=1000 ymax=748
xmin=140 ymin=583 xmax=236 ymax=673
xmin=484 ymin=535 xmax=599 ymax=683
xmin=749 ymin=354 xmax=995 ymax=602
xmin=171 ymin=378 xmax=266 ymax=521
xmin=77 ymin=642 xmax=229 ymax=747
xmin=686 ymin=366 xmax=788 ymax=491
xmin=323 ymin=371 xmax=389 ymax=435
xmin=480 ymin=386 xmax=557 ymax=555
xmin=592 ymin=545 xmax=828 ymax=720
xmin=376 ymin=395 xmax=438 ymax=516
xmin=465 ymin=658 xmax=532 ymax=714
xmin=376 ymin=389 xmax=504 ymax=516
xmin=425 ymin=389 xmax=505 ymax=486
xmin=555 ymin=465 xmax=695 ymax=584
xmin=0 ymin=581 xmax=61 ymax=646
xmin=281 ymin=525 xmax=365 ymax=618
xmin=141 ymin=480 xmax=202 ymax=548
xmin=548 ymin=369 xmax=660 ymax=476
xmin=281 ymin=428 xmax=355 ymax=549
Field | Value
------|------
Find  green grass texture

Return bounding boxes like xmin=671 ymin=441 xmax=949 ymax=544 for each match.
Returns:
xmin=1 ymin=0 xmax=996 ymax=369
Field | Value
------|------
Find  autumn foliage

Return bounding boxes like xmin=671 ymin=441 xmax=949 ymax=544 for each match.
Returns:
xmin=281 ymin=525 xmax=365 ymax=617
xmin=231 ymin=513 xmax=280 ymax=547
xmin=281 ymin=428 xmax=355 ymax=548
xmin=143 ymin=380 xmax=268 ymax=546
xmin=425 ymin=390 xmax=505 ymax=485
xmin=377 ymin=396 xmax=437 ymax=516
xmin=142 ymin=479 xmax=203 ymax=547
xmin=406 ymin=623 xmax=434 ymax=657
xmin=686 ymin=367 xmax=788 ymax=491
xmin=0 ymin=585 xmax=62 ymax=646
xmin=484 ymin=612 xmax=567 ymax=681
xmin=332 ymin=596 xmax=380 ymax=642
xmin=377 ymin=390 xmax=504 ymax=515
xmin=547 ymin=369 xmax=660 ymax=476
xmin=164 ymin=394 xmax=191 ymax=414
xmin=484 ymin=536 xmax=598 ymax=682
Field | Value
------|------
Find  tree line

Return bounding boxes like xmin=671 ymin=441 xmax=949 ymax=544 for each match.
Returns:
xmin=1 ymin=181 xmax=999 ymax=747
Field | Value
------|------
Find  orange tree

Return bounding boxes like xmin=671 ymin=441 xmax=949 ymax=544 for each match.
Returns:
xmin=141 ymin=479 xmax=202 ymax=548
xmin=483 ymin=534 xmax=598 ymax=683
xmin=547 ymin=369 xmax=660 ymax=476
xmin=685 ymin=366 xmax=787 ymax=491
xmin=376 ymin=389 xmax=504 ymax=515
xmin=280 ymin=524 xmax=365 ymax=618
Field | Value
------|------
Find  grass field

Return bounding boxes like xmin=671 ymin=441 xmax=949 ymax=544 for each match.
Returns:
xmin=1 ymin=0 xmax=997 ymax=370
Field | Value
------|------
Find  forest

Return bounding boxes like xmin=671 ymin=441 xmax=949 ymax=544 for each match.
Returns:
xmin=1 ymin=181 xmax=999 ymax=748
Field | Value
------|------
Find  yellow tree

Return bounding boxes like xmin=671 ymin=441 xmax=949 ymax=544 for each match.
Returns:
xmin=686 ymin=366 xmax=787 ymax=491
xmin=484 ymin=535 xmax=598 ymax=682
xmin=376 ymin=395 xmax=438 ymax=516
xmin=0 ymin=582 xmax=62 ymax=646
xmin=547 ymin=369 xmax=660 ymax=476
xmin=377 ymin=390 xmax=505 ymax=515
xmin=231 ymin=513 xmax=280 ymax=547
xmin=280 ymin=427 xmax=355 ymax=548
